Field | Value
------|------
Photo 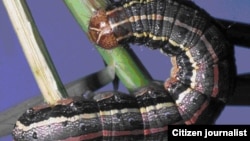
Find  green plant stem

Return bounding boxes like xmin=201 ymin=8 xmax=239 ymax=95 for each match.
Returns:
xmin=63 ymin=0 xmax=153 ymax=92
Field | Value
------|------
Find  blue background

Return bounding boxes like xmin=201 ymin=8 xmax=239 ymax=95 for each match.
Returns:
xmin=0 ymin=0 xmax=249 ymax=140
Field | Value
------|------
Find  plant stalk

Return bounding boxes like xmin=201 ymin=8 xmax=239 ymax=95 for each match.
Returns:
xmin=3 ymin=0 xmax=68 ymax=105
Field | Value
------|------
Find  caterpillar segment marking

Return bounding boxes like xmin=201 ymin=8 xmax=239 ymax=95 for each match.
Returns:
xmin=12 ymin=0 xmax=236 ymax=140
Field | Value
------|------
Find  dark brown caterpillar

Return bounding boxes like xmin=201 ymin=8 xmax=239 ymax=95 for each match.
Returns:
xmin=12 ymin=0 xmax=236 ymax=140
xmin=12 ymin=82 xmax=173 ymax=141
xmin=88 ymin=0 xmax=236 ymax=124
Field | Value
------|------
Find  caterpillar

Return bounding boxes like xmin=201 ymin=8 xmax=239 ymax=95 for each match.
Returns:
xmin=12 ymin=82 xmax=172 ymax=140
xmin=88 ymin=0 xmax=236 ymax=124
xmin=12 ymin=0 xmax=236 ymax=140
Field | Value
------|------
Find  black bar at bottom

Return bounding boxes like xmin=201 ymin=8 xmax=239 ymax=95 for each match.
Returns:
xmin=168 ymin=125 xmax=250 ymax=140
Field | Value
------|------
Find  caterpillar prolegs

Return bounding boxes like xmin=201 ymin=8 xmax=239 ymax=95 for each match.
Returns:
xmin=12 ymin=0 xmax=236 ymax=140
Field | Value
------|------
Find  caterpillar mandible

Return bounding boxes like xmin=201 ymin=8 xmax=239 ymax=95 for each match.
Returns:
xmin=12 ymin=0 xmax=236 ymax=140
xmin=88 ymin=0 xmax=236 ymax=124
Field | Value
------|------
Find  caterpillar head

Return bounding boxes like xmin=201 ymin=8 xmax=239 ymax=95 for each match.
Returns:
xmin=88 ymin=9 xmax=118 ymax=49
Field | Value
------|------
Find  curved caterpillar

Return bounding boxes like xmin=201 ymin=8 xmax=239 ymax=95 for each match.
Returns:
xmin=12 ymin=0 xmax=236 ymax=140
xmin=88 ymin=0 xmax=236 ymax=123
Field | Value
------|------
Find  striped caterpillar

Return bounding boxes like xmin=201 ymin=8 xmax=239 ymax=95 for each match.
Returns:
xmin=88 ymin=0 xmax=236 ymax=123
xmin=12 ymin=0 xmax=236 ymax=140
xmin=12 ymin=82 xmax=171 ymax=140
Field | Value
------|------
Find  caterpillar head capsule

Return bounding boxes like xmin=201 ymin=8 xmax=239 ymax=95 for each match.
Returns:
xmin=88 ymin=10 xmax=118 ymax=49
